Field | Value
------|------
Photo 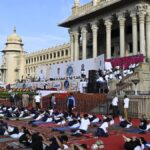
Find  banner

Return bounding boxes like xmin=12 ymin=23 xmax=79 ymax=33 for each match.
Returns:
xmin=49 ymin=54 xmax=105 ymax=79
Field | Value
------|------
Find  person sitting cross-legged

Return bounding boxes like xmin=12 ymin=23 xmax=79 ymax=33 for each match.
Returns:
xmin=72 ymin=114 xmax=90 ymax=136
xmin=94 ymin=118 xmax=110 ymax=137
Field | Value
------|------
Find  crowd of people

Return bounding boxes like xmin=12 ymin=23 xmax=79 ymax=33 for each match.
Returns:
xmin=96 ymin=63 xmax=138 ymax=87
xmin=0 ymin=60 xmax=149 ymax=150
xmin=0 ymin=95 xmax=150 ymax=150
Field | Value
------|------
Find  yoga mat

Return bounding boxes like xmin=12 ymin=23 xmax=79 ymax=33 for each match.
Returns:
xmin=38 ymin=122 xmax=56 ymax=127
xmin=0 ymin=137 xmax=13 ymax=143
xmin=53 ymin=126 xmax=79 ymax=132
xmin=32 ymin=121 xmax=55 ymax=125
xmin=123 ymin=129 xmax=143 ymax=133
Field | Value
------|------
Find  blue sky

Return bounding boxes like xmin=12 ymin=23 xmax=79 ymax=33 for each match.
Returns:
xmin=0 ymin=0 xmax=90 ymax=57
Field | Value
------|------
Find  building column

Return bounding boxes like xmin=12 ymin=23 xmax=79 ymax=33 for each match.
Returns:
xmin=138 ymin=11 xmax=146 ymax=56
xmin=81 ymin=26 xmax=87 ymax=59
xmin=131 ymin=13 xmax=138 ymax=55
xmin=69 ymin=31 xmax=74 ymax=61
xmin=146 ymin=13 xmax=150 ymax=61
xmin=74 ymin=31 xmax=79 ymax=61
xmin=105 ymin=19 xmax=112 ymax=59
xmin=93 ymin=0 xmax=98 ymax=6
xmin=91 ymin=23 xmax=98 ymax=58
xmin=118 ymin=16 xmax=126 ymax=57
xmin=74 ymin=0 xmax=80 ymax=7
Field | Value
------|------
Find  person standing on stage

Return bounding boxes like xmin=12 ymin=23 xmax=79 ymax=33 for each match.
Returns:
xmin=49 ymin=93 xmax=56 ymax=109
xmin=112 ymin=95 xmax=119 ymax=118
xmin=22 ymin=93 xmax=29 ymax=108
xmin=123 ymin=95 xmax=130 ymax=121
xmin=67 ymin=93 xmax=76 ymax=114
xmin=34 ymin=92 xmax=42 ymax=110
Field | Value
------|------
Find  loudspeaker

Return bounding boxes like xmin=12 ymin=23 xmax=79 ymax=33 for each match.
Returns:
xmin=87 ymin=82 xmax=99 ymax=93
xmin=88 ymin=70 xmax=98 ymax=83
xmin=87 ymin=82 xmax=109 ymax=93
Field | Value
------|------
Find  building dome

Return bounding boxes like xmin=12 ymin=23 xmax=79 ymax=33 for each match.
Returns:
xmin=7 ymin=27 xmax=22 ymax=44
xmin=3 ymin=27 xmax=24 ymax=52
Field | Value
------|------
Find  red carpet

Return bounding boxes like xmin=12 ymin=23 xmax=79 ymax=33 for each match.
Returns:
xmin=1 ymin=117 xmax=150 ymax=150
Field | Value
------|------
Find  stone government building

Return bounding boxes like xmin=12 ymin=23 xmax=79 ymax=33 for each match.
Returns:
xmin=0 ymin=0 xmax=150 ymax=84
xmin=60 ymin=0 xmax=150 ymax=61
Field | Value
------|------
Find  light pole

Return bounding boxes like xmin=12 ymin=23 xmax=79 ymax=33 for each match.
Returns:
xmin=131 ymin=79 xmax=140 ymax=95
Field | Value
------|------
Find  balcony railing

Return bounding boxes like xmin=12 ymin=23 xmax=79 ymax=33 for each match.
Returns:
xmin=72 ymin=0 xmax=120 ymax=16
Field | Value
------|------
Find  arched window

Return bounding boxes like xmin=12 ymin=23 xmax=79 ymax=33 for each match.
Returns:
xmin=34 ymin=57 xmax=36 ymax=62
xmin=50 ymin=53 xmax=52 ymax=58
xmin=34 ymin=66 xmax=36 ymax=72
xmin=57 ymin=51 xmax=60 ymax=57
xmin=43 ymin=55 xmax=45 ymax=60
xmin=31 ymin=67 xmax=33 ymax=73
xmin=47 ymin=54 xmax=49 ymax=59
xmin=37 ymin=57 xmax=39 ymax=62
xmin=65 ymin=49 xmax=68 ymax=56
xmin=40 ymin=56 xmax=42 ymax=61
xmin=61 ymin=50 xmax=64 ymax=56
xmin=54 ymin=52 xmax=56 ymax=58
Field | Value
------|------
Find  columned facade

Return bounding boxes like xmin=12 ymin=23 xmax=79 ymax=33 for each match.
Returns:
xmin=105 ymin=19 xmax=112 ymax=59
xmin=62 ymin=1 xmax=150 ymax=61
xmin=118 ymin=15 xmax=126 ymax=57
xmin=74 ymin=31 xmax=79 ymax=61
xmin=146 ymin=12 xmax=150 ymax=61
xmin=91 ymin=22 xmax=98 ymax=58
xmin=138 ymin=11 xmax=146 ymax=56
xmin=131 ymin=13 xmax=138 ymax=55
xmin=81 ymin=26 xmax=87 ymax=59
xmin=69 ymin=31 xmax=74 ymax=61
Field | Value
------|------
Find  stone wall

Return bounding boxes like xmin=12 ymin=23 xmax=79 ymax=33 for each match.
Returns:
xmin=118 ymin=95 xmax=150 ymax=118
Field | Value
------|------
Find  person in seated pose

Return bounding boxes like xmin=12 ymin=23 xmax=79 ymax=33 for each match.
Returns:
xmin=0 ymin=120 xmax=8 ymax=135
xmin=19 ymin=127 xmax=31 ymax=147
xmin=31 ymin=132 xmax=44 ymax=150
xmin=72 ymin=114 xmax=90 ymax=136
xmin=119 ymin=116 xmax=132 ymax=128
xmin=68 ymin=118 xmax=80 ymax=129
xmin=7 ymin=125 xmax=24 ymax=139
xmin=139 ymin=116 xmax=150 ymax=131
xmin=95 ymin=118 xmax=110 ymax=137
xmin=88 ymin=114 xmax=100 ymax=124
xmin=123 ymin=135 xmax=146 ymax=150
xmin=44 ymin=135 xmax=69 ymax=150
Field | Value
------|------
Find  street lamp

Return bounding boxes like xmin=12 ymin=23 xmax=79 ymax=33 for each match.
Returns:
xmin=131 ymin=79 xmax=140 ymax=95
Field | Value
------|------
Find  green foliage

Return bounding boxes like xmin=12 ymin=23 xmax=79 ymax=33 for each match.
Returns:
xmin=0 ymin=91 xmax=36 ymax=99
xmin=0 ymin=91 xmax=10 ymax=99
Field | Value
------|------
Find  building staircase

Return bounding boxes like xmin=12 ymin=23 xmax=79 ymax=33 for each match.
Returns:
xmin=107 ymin=62 xmax=150 ymax=99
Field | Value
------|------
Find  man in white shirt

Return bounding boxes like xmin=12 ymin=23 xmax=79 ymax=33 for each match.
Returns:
xmin=34 ymin=93 xmax=42 ymax=110
xmin=95 ymin=119 xmax=109 ymax=137
xmin=73 ymin=114 xmax=90 ymax=135
xmin=123 ymin=95 xmax=130 ymax=121
xmin=112 ymin=95 xmax=119 ymax=118
xmin=79 ymin=114 xmax=90 ymax=132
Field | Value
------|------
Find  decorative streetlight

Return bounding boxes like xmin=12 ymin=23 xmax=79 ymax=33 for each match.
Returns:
xmin=131 ymin=79 xmax=140 ymax=95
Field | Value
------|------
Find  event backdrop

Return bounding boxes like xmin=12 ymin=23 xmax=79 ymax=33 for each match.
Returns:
xmin=49 ymin=54 xmax=104 ymax=79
